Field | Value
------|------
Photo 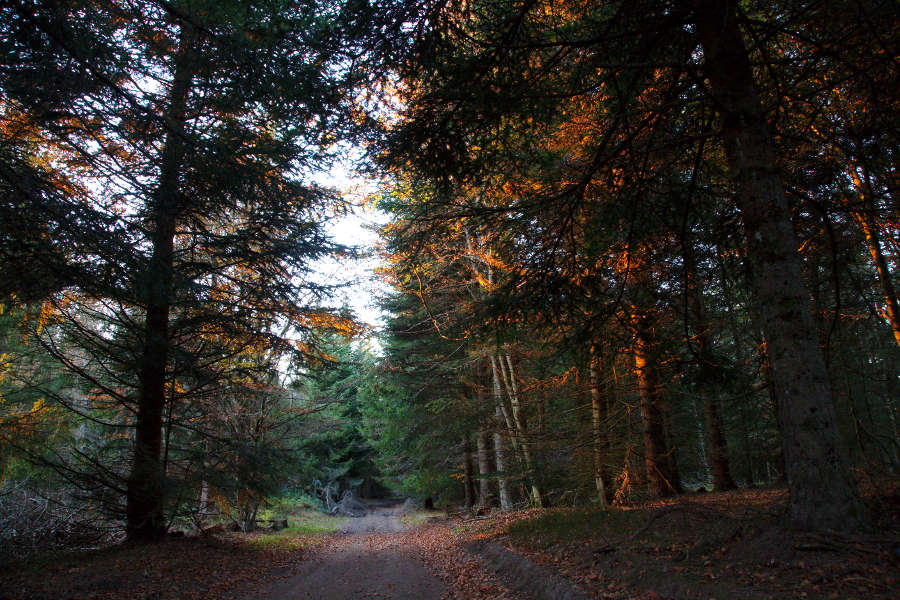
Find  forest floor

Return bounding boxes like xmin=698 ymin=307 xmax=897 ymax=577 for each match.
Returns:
xmin=1 ymin=487 xmax=897 ymax=599
xmin=459 ymin=485 xmax=900 ymax=599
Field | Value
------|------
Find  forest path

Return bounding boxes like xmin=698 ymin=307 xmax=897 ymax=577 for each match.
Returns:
xmin=254 ymin=501 xmax=447 ymax=600
xmin=337 ymin=500 xmax=409 ymax=535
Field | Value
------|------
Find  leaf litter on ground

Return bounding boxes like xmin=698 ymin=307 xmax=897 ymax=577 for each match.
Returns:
xmin=3 ymin=485 xmax=898 ymax=600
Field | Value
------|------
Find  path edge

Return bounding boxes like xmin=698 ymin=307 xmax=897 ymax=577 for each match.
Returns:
xmin=463 ymin=540 xmax=591 ymax=600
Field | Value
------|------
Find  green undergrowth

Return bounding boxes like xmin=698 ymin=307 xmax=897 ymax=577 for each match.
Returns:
xmin=261 ymin=494 xmax=346 ymax=531
xmin=241 ymin=511 xmax=347 ymax=551
xmin=239 ymin=495 xmax=348 ymax=550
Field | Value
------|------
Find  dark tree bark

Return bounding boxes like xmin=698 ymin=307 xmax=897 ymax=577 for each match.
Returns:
xmin=463 ymin=435 xmax=476 ymax=509
xmin=683 ymin=239 xmax=735 ymax=491
xmin=632 ymin=310 xmax=682 ymax=498
xmin=703 ymin=390 xmax=735 ymax=491
xmin=589 ymin=342 xmax=611 ymax=505
xmin=759 ymin=339 xmax=787 ymax=481
xmin=693 ymin=0 xmax=864 ymax=530
xmin=126 ymin=23 xmax=194 ymax=542
xmin=476 ymin=428 xmax=492 ymax=506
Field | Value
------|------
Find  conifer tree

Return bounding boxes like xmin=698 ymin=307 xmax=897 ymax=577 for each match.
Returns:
xmin=1 ymin=0 xmax=370 ymax=539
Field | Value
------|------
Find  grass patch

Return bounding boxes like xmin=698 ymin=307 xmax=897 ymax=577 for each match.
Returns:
xmin=287 ymin=509 xmax=348 ymax=534
xmin=399 ymin=509 xmax=445 ymax=527
xmin=243 ymin=526 xmax=312 ymax=551
xmin=237 ymin=494 xmax=348 ymax=551
xmin=239 ymin=509 xmax=347 ymax=551
xmin=256 ymin=494 xmax=348 ymax=534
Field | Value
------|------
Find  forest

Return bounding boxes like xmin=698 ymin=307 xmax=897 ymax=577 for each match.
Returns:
xmin=1 ymin=0 xmax=898 ymax=598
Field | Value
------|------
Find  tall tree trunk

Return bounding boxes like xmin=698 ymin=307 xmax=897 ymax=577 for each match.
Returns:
xmin=496 ymin=353 xmax=545 ymax=506
xmin=847 ymin=168 xmax=900 ymax=348
xmin=694 ymin=1 xmax=863 ymax=529
xmin=476 ymin=428 xmax=492 ymax=506
xmin=126 ymin=23 xmax=194 ymax=542
xmin=632 ymin=310 xmax=682 ymax=497
xmin=463 ymin=435 xmax=476 ymax=509
xmin=703 ymin=390 xmax=735 ymax=491
xmin=759 ymin=339 xmax=787 ymax=480
xmin=691 ymin=395 xmax=711 ymax=481
xmin=489 ymin=358 xmax=513 ymax=510
xmin=197 ymin=479 xmax=209 ymax=526
xmin=490 ymin=356 xmax=517 ymax=450
xmin=683 ymin=237 xmax=736 ymax=491
xmin=589 ymin=342 xmax=610 ymax=505
xmin=493 ymin=415 xmax=512 ymax=510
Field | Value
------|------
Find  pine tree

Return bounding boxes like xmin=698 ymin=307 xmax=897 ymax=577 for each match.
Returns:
xmin=1 ymin=0 xmax=367 ymax=540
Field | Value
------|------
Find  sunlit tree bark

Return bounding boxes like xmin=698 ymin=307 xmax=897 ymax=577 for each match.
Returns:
xmin=631 ymin=306 xmax=682 ymax=498
xmin=846 ymin=169 xmax=900 ymax=349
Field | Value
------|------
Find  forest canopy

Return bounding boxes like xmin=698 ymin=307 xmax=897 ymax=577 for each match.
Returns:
xmin=370 ymin=0 xmax=898 ymax=532
xmin=1 ymin=0 xmax=897 ymax=555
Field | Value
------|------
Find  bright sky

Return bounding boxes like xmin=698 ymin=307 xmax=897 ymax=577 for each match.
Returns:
xmin=315 ymin=162 xmax=389 ymax=330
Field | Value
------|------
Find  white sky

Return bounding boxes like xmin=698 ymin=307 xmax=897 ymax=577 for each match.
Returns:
xmin=315 ymin=162 xmax=389 ymax=330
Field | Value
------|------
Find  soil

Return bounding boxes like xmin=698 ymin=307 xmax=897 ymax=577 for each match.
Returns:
xmin=464 ymin=539 xmax=589 ymax=600
xmin=453 ymin=486 xmax=900 ymax=599
xmin=254 ymin=501 xmax=445 ymax=599
xmin=3 ymin=487 xmax=896 ymax=599
xmin=338 ymin=501 xmax=408 ymax=535
xmin=0 ymin=534 xmax=313 ymax=600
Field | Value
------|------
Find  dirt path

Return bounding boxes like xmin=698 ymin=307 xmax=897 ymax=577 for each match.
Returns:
xmin=338 ymin=503 xmax=408 ymax=535
xmin=254 ymin=502 xmax=447 ymax=600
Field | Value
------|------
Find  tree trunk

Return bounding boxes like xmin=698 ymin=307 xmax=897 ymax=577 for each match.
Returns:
xmin=126 ymin=23 xmax=194 ymax=542
xmin=490 ymin=356 xmax=519 ymax=456
xmin=847 ymin=168 xmax=900 ymax=349
xmin=683 ymin=238 xmax=736 ymax=491
xmin=476 ymin=428 xmax=492 ymax=506
xmin=691 ymin=395 xmax=710 ymax=481
xmin=589 ymin=342 xmax=610 ymax=505
xmin=759 ymin=340 xmax=787 ymax=480
xmin=703 ymin=391 xmax=735 ymax=491
xmin=197 ymin=479 xmax=209 ymax=527
xmin=488 ymin=356 xmax=514 ymax=510
xmin=493 ymin=417 xmax=512 ymax=510
xmin=463 ymin=435 xmax=476 ymax=509
xmin=632 ymin=310 xmax=682 ymax=497
xmin=694 ymin=327 xmax=736 ymax=491
xmin=496 ymin=353 xmax=545 ymax=506
xmin=694 ymin=0 xmax=863 ymax=529
xmin=488 ymin=358 xmax=514 ymax=510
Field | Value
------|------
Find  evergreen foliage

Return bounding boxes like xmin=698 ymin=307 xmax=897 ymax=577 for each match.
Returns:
xmin=0 ymin=0 xmax=897 ymax=552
